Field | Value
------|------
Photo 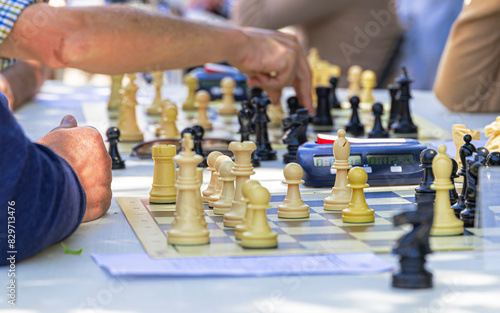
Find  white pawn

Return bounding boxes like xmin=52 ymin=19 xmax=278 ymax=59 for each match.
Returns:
xmin=360 ymin=70 xmax=376 ymax=113
xmin=194 ymin=90 xmax=212 ymax=130
xmin=214 ymin=160 xmax=236 ymax=215
xmin=235 ymin=180 xmax=261 ymax=240
xmin=218 ymin=77 xmax=238 ymax=115
xmin=158 ymin=101 xmax=179 ymax=138
xmin=277 ymin=163 xmax=309 ymax=218
xmin=347 ymin=65 xmax=362 ymax=99
xmin=324 ymin=129 xmax=352 ymax=211
xmin=147 ymin=71 xmax=164 ymax=115
xmin=182 ymin=74 xmax=198 ymax=110
xmin=209 ymin=155 xmax=232 ymax=208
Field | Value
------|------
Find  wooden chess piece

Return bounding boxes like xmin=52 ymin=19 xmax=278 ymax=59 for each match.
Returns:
xmin=194 ymin=90 xmax=212 ymax=130
xmin=485 ymin=116 xmax=500 ymax=153
xmin=452 ymin=134 xmax=477 ymax=217
xmin=209 ymin=154 xmax=232 ymax=208
xmin=117 ymin=73 xmax=143 ymax=142
xmin=387 ymin=84 xmax=400 ymax=130
xmin=324 ymin=129 xmax=352 ymax=211
xmin=167 ymin=133 xmax=210 ymax=245
xmin=202 ymin=151 xmax=223 ymax=203
xmin=345 ymin=96 xmax=364 ymax=137
xmin=235 ymin=180 xmax=261 ymax=240
xmin=460 ymin=147 xmax=488 ymax=226
xmin=393 ymin=67 xmax=418 ymax=136
xmin=313 ymin=86 xmax=333 ymax=128
xmin=487 ymin=151 xmax=500 ymax=166
xmin=147 ymin=71 xmax=164 ymax=115
xmin=450 ymin=159 xmax=459 ymax=205
xmin=346 ymin=65 xmax=362 ymax=99
xmin=268 ymin=102 xmax=285 ymax=124
xmin=214 ymin=160 xmax=236 ymax=216
xmin=224 ymin=141 xmax=257 ymax=227
xmin=108 ymin=74 xmax=124 ymax=111
xmin=277 ymin=163 xmax=310 ymax=218
xmin=149 ymin=145 xmax=177 ymax=204
xmin=415 ymin=149 xmax=437 ymax=204
xmin=106 ymin=127 xmax=125 ymax=170
xmin=329 ymin=76 xmax=341 ymax=109
xmin=241 ymin=185 xmax=278 ymax=249
xmin=196 ymin=167 xmax=207 ymax=226
xmin=158 ymin=102 xmax=179 ymax=138
xmin=218 ymin=77 xmax=238 ymax=115
xmin=182 ymin=74 xmax=198 ymax=110
xmin=452 ymin=124 xmax=480 ymax=168
xmin=342 ymin=168 xmax=374 ymax=223
xmin=430 ymin=145 xmax=464 ymax=236
xmin=368 ymin=102 xmax=389 ymax=138
xmin=360 ymin=70 xmax=376 ymax=113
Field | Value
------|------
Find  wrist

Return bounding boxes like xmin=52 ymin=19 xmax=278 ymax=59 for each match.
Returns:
xmin=225 ymin=27 xmax=251 ymax=67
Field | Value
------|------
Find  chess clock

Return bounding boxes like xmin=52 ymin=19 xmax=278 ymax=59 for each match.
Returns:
xmin=298 ymin=134 xmax=427 ymax=187
xmin=190 ymin=64 xmax=248 ymax=101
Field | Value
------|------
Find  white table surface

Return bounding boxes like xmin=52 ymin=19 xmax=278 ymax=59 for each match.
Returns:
xmin=2 ymin=81 xmax=500 ymax=313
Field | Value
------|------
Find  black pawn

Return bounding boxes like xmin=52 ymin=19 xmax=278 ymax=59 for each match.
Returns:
xmin=393 ymin=67 xmax=418 ymax=135
xmin=107 ymin=127 xmax=125 ymax=170
xmin=415 ymin=149 xmax=436 ymax=203
xmin=487 ymin=151 xmax=500 ymax=166
xmin=449 ymin=159 xmax=459 ymax=205
xmin=192 ymin=125 xmax=208 ymax=167
xmin=387 ymin=84 xmax=399 ymax=130
xmin=392 ymin=198 xmax=434 ymax=289
xmin=252 ymin=97 xmax=276 ymax=161
xmin=313 ymin=86 xmax=333 ymax=127
xmin=345 ymin=96 xmax=364 ymax=137
xmin=287 ymin=96 xmax=301 ymax=115
xmin=237 ymin=101 xmax=252 ymax=142
xmin=368 ymin=102 xmax=389 ymax=138
xmin=329 ymin=77 xmax=341 ymax=109
xmin=282 ymin=108 xmax=309 ymax=164
xmin=452 ymin=134 xmax=476 ymax=217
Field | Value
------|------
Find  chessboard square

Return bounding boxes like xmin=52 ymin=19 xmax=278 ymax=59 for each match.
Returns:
xmin=366 ymin=198 xmax=412 ymax=205
xmin=277 ymin=234 xmax=297 ymax=243
xmin=270 ymin=195 xmax=286 ymax=202
xmin=350 ymin=230 xmax=405 ymax=241
xmin=303 ymin=200 xmax=326 ymax=207
xmin=371 ymin=203 xmax=415 ymax=212
xmin=271 ymin=227 xmax=287 ymax=235
xmin=209 ymin=229 xmax=228 ymax=237
xmin=209 ymin=236 xmax=234 ymax=244
xmin=364 ymin=191 xmax=398 ymax=199
xmin=375 ymin=211 xmax=400 ymax=218
xmin=147 ymin=202 xmax=176 ymax=212
xmin=267 ymin=208 xmax=278 ymax=214
xmin=300 ymin=239 xmax=371 ymax=253
xmin=281 ymin=226 xmax=347 ymax=235
xmin=223 ymin=229 xmax=237 ymax=236
xmin=155 ymin=217 xmax=175 ymax=224
xmin=268 ymin=212 xmax=325 ymax=222
xmin=393 ymin=190 xmax=417 ymax=198
xmin=430 ymin=236 xmax=475 ymax=251
xmin=206 ymin=222 xmax=220 ymax=229
xmin=276 ymin=242 xmax=304 ymax=250
xmin=339 ymin=224 xmax=401 ymax=233
xmin=150 ymin=211 xmax=176 ymax=218
xmin=274 ymin=219 xmax=334 ymax=228
xmin=291 ymin=233 xmax=354 ymax=241
xmin=210 ymin=215 xmax=225 ymax=223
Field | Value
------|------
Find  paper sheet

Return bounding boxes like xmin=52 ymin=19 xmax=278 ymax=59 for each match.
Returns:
xmin=91 ymin=252 xmax=394 ymax=277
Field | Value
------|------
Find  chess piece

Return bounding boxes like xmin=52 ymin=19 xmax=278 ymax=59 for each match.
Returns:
xmin=191 ymin=125 xmax=208 ymax=167
xmin=313 ymin=86 xmax=333 ymax=128
xmin=452 ymin=124 xmax=480 ymax=167
xmin=342 ymin=168 xmax=374 ymax=223
xmin=346 ymin=65 xmax=362 ymax=99
xmin=149 ymin=144 xmax=176 ymax=204
xmin=225 ymin=141 xmax=257 ymax=227
xmin=485 ymin=116 xmax=500 ymax=153
xmin=393 ymin=68 xmax=418 ymax=136
xmin=252 ymin=97 xmax=277 ymax=161
xmin=277 ymin=163 xmax=310 ymax=218
xmin=202 ymin=151 xmax=223 ymax=202
xmin=158 ymin=103 xmax=179 ymax=138
xmin=460 ymin=148 xmax=488 ymax=226
xmin=218 ymin=77 xmax=238 ymax=115
xmin=106 ymin=127 xmax=125 ymax=170
xmin=360 ymin=70 xmax=376 ymax=112
xmin=414 ymin=149 xmax=437 ymax=204
xmin=238 ymin=101 xmax=253 ymax=142
xmin=107 ymin=74 xmax=123 ymax=111
xmin=147 ymin=71 xmax=164 ymax=115
xmin=117 ymin=73 xmax=143 ymax=142
xmin=182 ymin=74 xmax=198 ymax=110
xmin=450 ymin=159 xmax=460 ymax=205
xmin=214 ymin=160 xmax=236 ymax=216
xmin=287 ymin=96 xmax=301 ymax=115
xmin=268 ymin=102 xmax=285 ymax=124
xmin=329 ymin=76 xmax=341 ymax=109
xmin=308 ymin=48 xmax=320 ymax=105
xmin=430 ymin=145 xmax=464 ymax=236
xmin=368 ymin=102 xmax=389 ymax=138
xmin=194 ymin=90 xmax=212 ymax=130
xmin=345 ymin=96 xmax=364 ymax=137
xmin=167 ymin=133 xmax=210 ymax=245
xmin=387 ymin=84 xmax=399 ymax=130
xmin=282 ymin=108 xmax=309 ymax=164
xmin=392 ymin=198 xmax=434 ymax=289
xmin=324 ymin=129 xmax=352 ymax=211
xmin=235 ymin=180 xmax=261 ymax=240
xmin=452 ymin=134 xmax=477 ymax=217
xmin=241 ymin=185 xmax=278 ymax=249
xmin=209 ymin=154 xmax=232 ymax=208
xmin=487 ymin=151 xmax=500 ymax=166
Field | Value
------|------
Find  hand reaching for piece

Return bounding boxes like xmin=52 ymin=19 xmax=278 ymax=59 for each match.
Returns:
xmin=36 ymin=115 xmax=112 ymax=222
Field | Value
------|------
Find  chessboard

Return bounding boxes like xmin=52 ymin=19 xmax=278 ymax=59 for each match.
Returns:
xmin=117 ymin=186 xmax=495 ymax=259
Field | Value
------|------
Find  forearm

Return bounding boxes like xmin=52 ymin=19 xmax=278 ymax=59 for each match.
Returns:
xmin=0 ymin=60 xmax=50 ymax=111
xmin=2 ymin=4 xmax=246 ymax=74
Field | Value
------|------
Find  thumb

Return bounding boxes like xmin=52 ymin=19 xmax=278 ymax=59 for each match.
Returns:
xmin=52 ymin=115 xmax=77 ymax=132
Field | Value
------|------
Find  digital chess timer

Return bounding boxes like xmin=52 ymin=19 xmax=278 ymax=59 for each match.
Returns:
xmin=298 ymin=134 xmax=427 ymax=187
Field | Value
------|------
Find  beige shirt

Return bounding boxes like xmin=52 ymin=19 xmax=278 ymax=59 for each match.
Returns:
xmin=232 ymin=0 xmax=403 ymax=87
xmin=434 ymin=0 xmax=500 ymax=113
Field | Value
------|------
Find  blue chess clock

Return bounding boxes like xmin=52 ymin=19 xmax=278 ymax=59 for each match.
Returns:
xmin=190 ymin=64 xmax=248 ymax=101
xmin=298 ymin=135 xmax=427 ymax=187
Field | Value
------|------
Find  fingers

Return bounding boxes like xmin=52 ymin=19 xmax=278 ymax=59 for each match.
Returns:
xmin=51 ymin=115 xmax=77 ymax=132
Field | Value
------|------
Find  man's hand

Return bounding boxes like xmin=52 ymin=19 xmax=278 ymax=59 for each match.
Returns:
xmin=230 ymin=27 xmax=313 ymax=113
xmin=36 ymin=115 xmax=112 ymax=222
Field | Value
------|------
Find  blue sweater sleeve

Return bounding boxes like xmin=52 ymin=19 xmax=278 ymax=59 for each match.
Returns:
xmin=0 ymin=93 xmax=86 ymax=265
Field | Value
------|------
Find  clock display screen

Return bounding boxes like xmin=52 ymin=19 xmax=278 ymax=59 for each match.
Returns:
xmin=366 ymin=154 xmax=415 ymax=165
xmin=313 ymin=155 xmax=362 ymax=167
